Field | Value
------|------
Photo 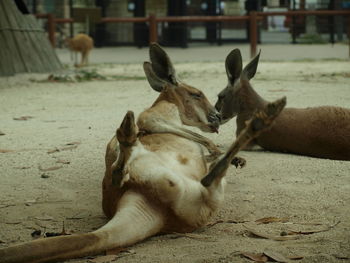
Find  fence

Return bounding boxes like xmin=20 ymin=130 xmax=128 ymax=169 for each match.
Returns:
xmin=36 ymin=10 xmax=350 ymax=58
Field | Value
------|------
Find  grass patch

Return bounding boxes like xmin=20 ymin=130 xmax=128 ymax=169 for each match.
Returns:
xmin=297 ymin=34 xmax=327 ymax=44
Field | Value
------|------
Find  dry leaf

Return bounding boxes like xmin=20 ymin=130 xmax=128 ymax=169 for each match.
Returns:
xmin=0 ymin=204 xmax=16 ymax=209
xmin=333 ymin=255 xmax=350 ymax=260
xmin=39 ymin=165 xmax=62 ymax=172
xmin=3 ymin=221 xmax=21 ymax=225
xmin=56 ymin=159 xmax=70 ymax=164
xmin=106 ymin=247 xmax=129 ymax=255
xmin=60 ymin=145 xmax=78 ymax=151
xmin=256 ymin=217 xmax=288 ymax=224
xmin=88 ymin=255 xmax=117 ymax=263
xmin=66 ymin=211 xmax=90 ymax=220
xmin=35 ymin=215 xmax=54 ymax=221
xmin=25 ymin=200 xmax=38 ymax=206
xmin=47 ymin=148 xmax=60 ymax=154
xmin=0 ymin=149 xmax=15 ymax=153
xmin=244 ymin=226 xmax=299 ymax=241
xmin=241 ymin=252 xmax=268 ymax=262
xmin=288 ymin=256 xmax=304 ymax=260
xmin=207 ymin=220 xmax=225 ymax=227
xmin=13 ymin=116 xmax=33 ymax=121
xmin=293 ymin=222 xmax=323 ymax=226
xmin=288 ymin=221 xmax=340 ymax=235
xmin=263 ymin=250 xmax=289 ymax=262
xmin=65 ymin=142 xmax=81 ymax=146
xmin=207 ymin=219 xmax=247 ymax=227
xmin=48 ymin=143 xmax=79 ymax=153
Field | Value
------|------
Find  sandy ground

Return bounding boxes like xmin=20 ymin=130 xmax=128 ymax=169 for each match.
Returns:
xmin=0 ymin=45 xmax=350 ymax=263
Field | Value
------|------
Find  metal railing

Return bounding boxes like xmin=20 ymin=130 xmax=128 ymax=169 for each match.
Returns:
xmin=35 ymin=10 xmax=350 ymax=58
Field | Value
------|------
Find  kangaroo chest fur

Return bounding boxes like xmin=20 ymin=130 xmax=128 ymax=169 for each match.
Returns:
xmin=122 ymin=102 xmax=224 ymax=231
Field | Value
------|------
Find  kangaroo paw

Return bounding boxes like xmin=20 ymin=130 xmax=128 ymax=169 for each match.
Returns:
xmin=231 ymin=156 xmax=246 ymax=168
xmin=205 ymin=148 xmax=223 ymax=162
xmin=201 ymin=97 xmax=286 ymax=187
xmin=251 ymin=96 xmax=287 ymax=133
xmin=112 ymin=111 xmax=137 ymax=186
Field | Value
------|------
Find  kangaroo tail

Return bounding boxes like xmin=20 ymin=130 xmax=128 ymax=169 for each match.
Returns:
xmin=0 ymin=191 xmax=164 ymax=263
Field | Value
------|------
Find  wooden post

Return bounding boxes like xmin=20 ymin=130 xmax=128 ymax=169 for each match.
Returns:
xmin=47 ymin=13 xmax=56 ymax=47
xmin=249 ymin=11 xmax=257 ymax=58
xmin=149 ymin=14 xmax=157 ymax=43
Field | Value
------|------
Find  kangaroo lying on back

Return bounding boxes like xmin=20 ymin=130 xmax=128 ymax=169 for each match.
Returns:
xmin=0 ymin=44 xmax=286 ymax=263
xmin=215 ymin=49 xmax=350 ymax=161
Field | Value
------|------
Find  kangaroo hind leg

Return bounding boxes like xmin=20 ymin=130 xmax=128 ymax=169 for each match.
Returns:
xmin=112 ymin=111 xmax=138 ymax=187
xmin=201 ymin=97 xmax=286 ymax=187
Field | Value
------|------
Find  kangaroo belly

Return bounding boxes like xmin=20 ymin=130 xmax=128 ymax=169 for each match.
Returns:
xmin=256 ymin=107 xmax=350 ymax=160
xmin=124 ymin=135 xmax=221 ymax=229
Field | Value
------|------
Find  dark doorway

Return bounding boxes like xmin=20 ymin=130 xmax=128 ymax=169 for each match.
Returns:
xmin=134 ymin=0 xmax=149 ymax=47
xmin=205 ymin=0 xmax=221 ymax=44
xmin=162 ymin=0 xmax=188 ymax=47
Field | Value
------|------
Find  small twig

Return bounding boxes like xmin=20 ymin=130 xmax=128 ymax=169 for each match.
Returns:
xmin=1 ymin=221 xmax=22 ymax=225
xmin=243 ymin=225 xmax=299 ymax=241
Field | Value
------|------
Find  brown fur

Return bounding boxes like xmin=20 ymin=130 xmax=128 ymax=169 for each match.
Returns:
xmin=65 ymin=33 xmax=93 ymax=67
xmin=256 ymin=107 xmax=350 ymax=160
xmin=215 ymin=49 xmax=350 ymax=161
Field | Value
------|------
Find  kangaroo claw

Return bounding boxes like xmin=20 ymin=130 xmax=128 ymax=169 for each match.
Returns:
xmin=231 ymin=156 xmax=246 ymax=168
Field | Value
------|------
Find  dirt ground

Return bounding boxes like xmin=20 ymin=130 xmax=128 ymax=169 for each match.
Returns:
xmin=0 ymin=49 xmax=349 ymax=263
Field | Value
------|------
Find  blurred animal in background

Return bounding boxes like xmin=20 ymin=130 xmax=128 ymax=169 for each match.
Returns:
xmin=215 ymin=49 xmax=350 ymax=161
xmin=65 ymin=33 xmax=94 ymax=67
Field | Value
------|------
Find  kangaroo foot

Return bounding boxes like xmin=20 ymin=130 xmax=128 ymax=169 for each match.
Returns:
xmin=201 ymin=97 xmax=286 ymax=187
xmin=112 ymin=111 xmax=137 ymax=186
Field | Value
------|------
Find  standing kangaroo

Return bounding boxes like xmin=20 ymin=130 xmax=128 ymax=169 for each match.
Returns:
xmin=65 ymin=33 xmax=93 ymax=67
xmin=0 ymin=44 xmax=285 ymax=263
xmin=215 ymin=49 xmax=350 ymax=161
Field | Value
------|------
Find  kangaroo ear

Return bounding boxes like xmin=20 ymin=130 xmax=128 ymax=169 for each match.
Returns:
xmin=143 ymin=62 xmax=167 ymax=92
xmin=225 ymin=49 xmax=243 ymax=84
xmin=242 ymin=50 xmax=261 ymax=80
xmin=149 ymin=43 xmax=178 ymax=85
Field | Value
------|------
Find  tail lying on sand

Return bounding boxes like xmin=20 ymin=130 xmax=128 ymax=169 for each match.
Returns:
xmin=0 ymin=191 xmax=164 ymax=263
